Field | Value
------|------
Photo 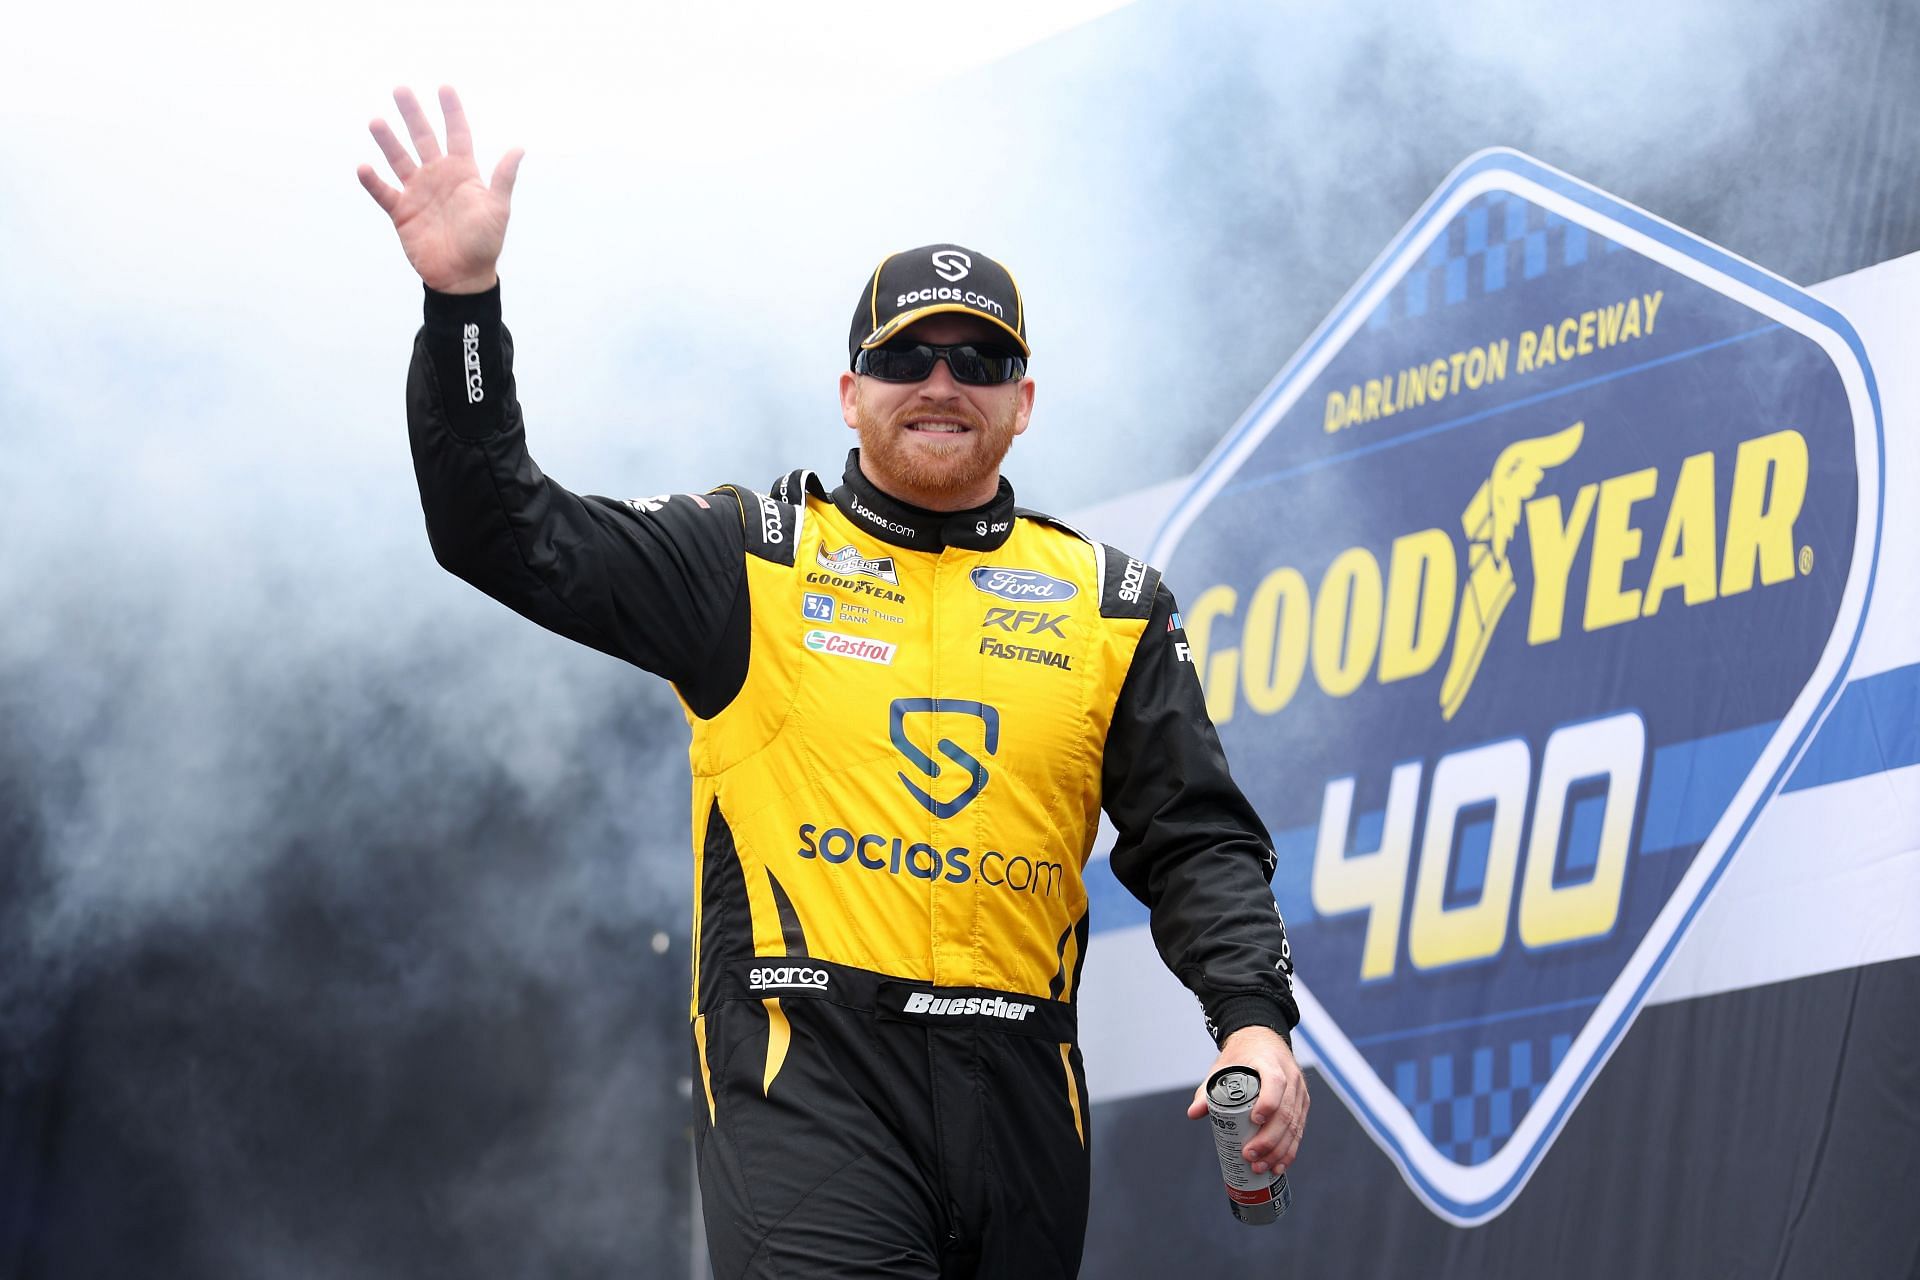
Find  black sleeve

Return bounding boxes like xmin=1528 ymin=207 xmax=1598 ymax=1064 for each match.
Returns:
xmin=1102 ymin=580 xmax=1299 ymax=1047
xmin=405 ymin=283 xmax=749 ymax=717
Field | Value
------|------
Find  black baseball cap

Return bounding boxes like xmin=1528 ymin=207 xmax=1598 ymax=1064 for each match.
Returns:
xmin=848 ymin=243 xmax=1030 ymax=368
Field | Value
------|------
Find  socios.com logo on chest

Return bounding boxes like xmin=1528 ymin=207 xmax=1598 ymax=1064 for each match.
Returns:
xmin=1151 ymin=150 xmax=1882 ymax=1224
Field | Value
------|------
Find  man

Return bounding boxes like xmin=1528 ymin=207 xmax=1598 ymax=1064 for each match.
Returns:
xmin=360 ymin=85 xmax=1306 ymax=1278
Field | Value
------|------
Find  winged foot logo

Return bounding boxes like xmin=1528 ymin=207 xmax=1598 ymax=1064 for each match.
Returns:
xmin=1150 ymin=150 xmax=1878 ymax=1224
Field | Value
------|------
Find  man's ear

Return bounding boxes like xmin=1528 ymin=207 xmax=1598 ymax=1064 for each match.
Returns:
xmin=840 ymin=371 xmax=860 ymax=430
xmin=1012 ymin=376 xmax=1035 ymax=437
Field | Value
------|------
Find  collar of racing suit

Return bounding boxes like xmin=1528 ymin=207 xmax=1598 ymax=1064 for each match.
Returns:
xmin=831 ymin=449 xmax=1018 ymax=553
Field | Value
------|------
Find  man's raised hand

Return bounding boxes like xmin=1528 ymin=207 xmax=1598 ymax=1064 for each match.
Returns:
xmin=357 ymin=86 xmax=523 ymax=295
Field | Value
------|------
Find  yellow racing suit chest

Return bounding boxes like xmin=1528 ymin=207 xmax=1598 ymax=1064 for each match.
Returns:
xmin=404 ymin=292 xmax=1297 ymax=1060
xmin=683 ymin=478 xmax=1152 ymax=1013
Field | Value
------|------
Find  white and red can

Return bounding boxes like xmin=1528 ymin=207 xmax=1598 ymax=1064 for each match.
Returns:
xmin=1206 ymin=1066 xmax=1292 ymax=1225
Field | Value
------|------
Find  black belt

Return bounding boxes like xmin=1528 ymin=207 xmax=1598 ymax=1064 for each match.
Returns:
xmin=716 ymin=958 xmax=1076 ymax=1042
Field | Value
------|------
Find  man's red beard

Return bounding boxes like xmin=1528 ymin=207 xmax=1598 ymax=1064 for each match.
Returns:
xmin=850 ymin=388 xmax=1021 ymax=507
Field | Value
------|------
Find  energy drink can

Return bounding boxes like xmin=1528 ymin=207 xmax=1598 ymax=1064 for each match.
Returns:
xmin=1206 ymin=1066 xmax=1292 ymax=1225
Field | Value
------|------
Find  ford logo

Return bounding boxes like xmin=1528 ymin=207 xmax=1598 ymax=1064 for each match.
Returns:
xmin=969 ymin=567 xmax=1078 ymax=602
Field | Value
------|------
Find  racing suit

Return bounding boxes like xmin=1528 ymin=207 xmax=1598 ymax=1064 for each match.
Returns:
xmin=406 ymin=284 xmax=1297 ymax=1278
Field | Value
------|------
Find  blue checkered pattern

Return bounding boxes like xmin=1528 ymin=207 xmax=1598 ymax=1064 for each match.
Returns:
xmin=1393 ymin=1033 xmax=1576 ymax=1164
xmin=1368 ymin=192 xmax=1623 ymax=331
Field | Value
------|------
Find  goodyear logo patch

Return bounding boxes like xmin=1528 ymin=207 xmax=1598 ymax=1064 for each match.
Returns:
xmin=1149 ymin=150 xmax=1882 ymax=1224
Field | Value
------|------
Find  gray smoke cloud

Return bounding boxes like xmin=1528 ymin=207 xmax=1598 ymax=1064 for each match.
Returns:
xmin=1 ymin=0 xmax=1913 ymax=1274
xmin=940 ymin=0 xmax=1918 ymax=514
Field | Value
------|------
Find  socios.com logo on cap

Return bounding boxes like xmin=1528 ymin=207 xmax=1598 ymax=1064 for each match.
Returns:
xmin=1150 ymin=149 xmax=1882 ymax=1224
xmin=931 ymin=249 xmax=972 ymax=282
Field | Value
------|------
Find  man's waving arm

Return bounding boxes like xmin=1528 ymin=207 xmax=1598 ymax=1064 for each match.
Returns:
xmin=361 ymin=87 xmax=747 ymax=714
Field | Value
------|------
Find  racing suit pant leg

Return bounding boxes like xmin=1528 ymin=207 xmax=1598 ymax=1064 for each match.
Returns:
xmin=693 ymin=997 xmax=946 ymax=1279
xmin=928 ymin=1028 xmax=1092 ymax=1279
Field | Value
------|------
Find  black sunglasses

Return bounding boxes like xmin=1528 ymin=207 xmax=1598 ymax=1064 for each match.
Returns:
xmin=854 ymin=340 xmax=1028 ymax=386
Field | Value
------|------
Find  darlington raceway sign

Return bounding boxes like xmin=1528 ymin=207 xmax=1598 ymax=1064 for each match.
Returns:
xmin=1150 ymin=150 xmax=1882 ymax=1223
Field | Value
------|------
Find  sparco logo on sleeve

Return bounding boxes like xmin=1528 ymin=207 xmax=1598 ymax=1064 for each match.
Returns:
xmin=1146 ymin=149 xmax=1881 ymax=1225
xmin=1118 ymin=557 xmax=1148 ymax=604
xmin=970 ymin=567 xmax=1078 ymax=602
xmin=755 ymin=492 xmax=783 ymax=545
xmin=901 ymin=991 xmax=1034 ymax=1022
xmin=748 ymin=965 xmax=829 ymax=991
xmin=461 ymin=323 xmax=484 ymax=403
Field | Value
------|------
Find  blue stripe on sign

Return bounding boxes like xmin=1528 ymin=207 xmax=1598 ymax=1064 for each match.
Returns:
xmin=1784 ymin=663 xmax=1920 ymax=790
xmin=1639 ymin=721 xmax=1778 ymax=854
xmin=1273 ymin=823 xmax=1318 ymax=925
xmin=1347 ymin=994 xmax=1603 ymax=1048
xmin=1085 ymin=855 xmax=1147 ymax=932
xmin=1085 ymin=822 xmax=1321 ymax=935
xmin=1085 ymin=662 xmax=1920 ymax=937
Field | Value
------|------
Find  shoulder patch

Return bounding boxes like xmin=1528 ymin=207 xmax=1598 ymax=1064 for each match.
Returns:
xmin=718 ymin=484 xmax=800 ymax=566
xmin=769 ymin=468 xmax=829 ymax=505
xmin=1097 ymin=544 xmax=1159 ymax=619
xmin=1013 ymin=506 xmax=1093 ymax=545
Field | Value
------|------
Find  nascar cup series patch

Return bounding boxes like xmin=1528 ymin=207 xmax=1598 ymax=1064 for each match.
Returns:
xmin=1151 ymin=149 xmax=1882 ymax=1224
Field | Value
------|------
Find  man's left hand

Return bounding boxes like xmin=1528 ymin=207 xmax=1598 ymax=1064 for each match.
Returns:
xmin=1184 ymin=1025 xmax=1309 ymax=1174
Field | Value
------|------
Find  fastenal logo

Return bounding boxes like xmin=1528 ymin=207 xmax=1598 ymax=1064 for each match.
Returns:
xmin=1148 ymin=149 xmax=1881 ymax=1224
xmin=931 ymin=249 xmax=972 ymax=282
xmin=890 ymin=698 xmax=998 ymax=819
xmin=970 ymin=567 xmax=1077 ymax=603
xmin=978 ymin=637 xmax=1071 ymax=671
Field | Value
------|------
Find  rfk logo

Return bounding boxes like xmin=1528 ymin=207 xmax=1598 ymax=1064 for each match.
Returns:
xmin=1148 ymin=150 xmax=1881 ymax=1224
